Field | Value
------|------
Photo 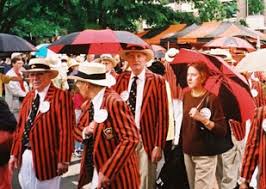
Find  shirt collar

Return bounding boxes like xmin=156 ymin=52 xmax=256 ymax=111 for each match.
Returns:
xmin=130 ymin=68 xmax=146 ymax=81
xmin=35 ymin=83 xmax=51 ymax=100
xmin=92 ymin=87 xmax=106 ymax=110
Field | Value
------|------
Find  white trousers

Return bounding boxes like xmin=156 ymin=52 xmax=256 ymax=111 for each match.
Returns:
xmin=18 ymin=149 xmax=61 ymax=189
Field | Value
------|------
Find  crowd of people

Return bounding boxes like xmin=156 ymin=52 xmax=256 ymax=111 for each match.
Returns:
xmin=0 ymin=45 xmax=265 ymax=189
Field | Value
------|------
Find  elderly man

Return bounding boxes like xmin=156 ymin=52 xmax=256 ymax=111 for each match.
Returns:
xmin=9 ymin=58 xmax=74 ymax=189
xmin=69 ymin=62 xmax=140 ymax=189
xmin=114 ymin=46 xmax=169 ymax=189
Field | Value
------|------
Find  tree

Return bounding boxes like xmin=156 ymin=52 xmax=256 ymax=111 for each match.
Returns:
xmin=0 ymin=0 xmax=183 ymax=41
xmin=248 ymin=0 xmax=264 ymax=15
xmin=194 ymin=0 xmax=226 ymax=22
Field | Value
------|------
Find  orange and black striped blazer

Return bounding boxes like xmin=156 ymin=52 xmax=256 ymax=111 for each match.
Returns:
xmin=11 ymin=84 xmax=75 ymax=180
xmin=113 ymin=70 xmax=169 ymax=159
xmin=250 ymin=79 xmax=266 ymax=107
xmin=240 ymin=106 xmax=266 ymax=189
xmin=75 ymin=88 xmax=140 ymax=189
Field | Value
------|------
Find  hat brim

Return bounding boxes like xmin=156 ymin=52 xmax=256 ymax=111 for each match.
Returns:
xmin=120 ymin=49 xmax=154 ymax=62
xmin=22 ymin=69 xmax=59 ymax=79
xmin=67 ymin=75 xmax=110 ymax=87
xmin=165 ymin=55 xmax=175 ymax=62
xmin=95 ymin=57 xmax=117 ymax=67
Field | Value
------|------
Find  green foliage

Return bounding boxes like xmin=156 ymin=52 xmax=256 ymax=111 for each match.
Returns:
xmin=194 ymin=0 xmax=226 ymax=22
xmin=248 ymin=0 xmax=264 ymax=15
xmin=223 ymin=0 xmax=237 ymax=18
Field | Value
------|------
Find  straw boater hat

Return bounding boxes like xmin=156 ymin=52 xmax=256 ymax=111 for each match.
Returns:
xmin=97 ymin=54 xmax=117 ymax=67
xmin=68 ymin=58 xmax=79 ymax=69
xmin=165 ymin=48 xmax=179 ymax=62
xmin=120 ymin=46 xmax=154 ymax=62
xmin=23 ymin=58 xmax=59 ymax=79
xmin=68 ymin=62 xmax=110 ymax=87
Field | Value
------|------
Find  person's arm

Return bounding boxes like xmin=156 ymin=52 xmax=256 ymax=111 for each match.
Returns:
xmin=239 ymin=107 xmax=262 ymax=187
xmin=189 ymin=95 xmax=227 ymax=137
xmin=0 ymin=97 xmax=17 ymax=131
xmin=99 ymin=97 xmax=139 ymax=182
xmin=57 ymin=90 xmax=75 ymax=174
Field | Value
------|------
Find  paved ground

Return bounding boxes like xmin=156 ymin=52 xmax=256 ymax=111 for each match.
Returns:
xmin=12 ymin=156 xmax=89 ymax=189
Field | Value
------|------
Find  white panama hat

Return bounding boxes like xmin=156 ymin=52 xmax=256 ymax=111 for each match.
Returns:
xmin=67 ymin=62 xmax=110 ymax=87
xmin=165 ymin=48 xmax=179 ymax=62
xmin=23 ymin=58 xmax=59 ymax=79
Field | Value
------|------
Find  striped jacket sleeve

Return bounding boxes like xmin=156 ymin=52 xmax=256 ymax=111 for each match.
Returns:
xmin=155 ymin=75 xmax=169 ymax=148
xmin=100 ymin=95 xmax=139 ymax=179
xmin=56 ymin=90 xmax=75 ymax=163
xmin=240 ymin=107 xmax=261 ymax=181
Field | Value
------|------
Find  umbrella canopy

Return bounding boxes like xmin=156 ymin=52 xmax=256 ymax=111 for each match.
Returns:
xmin=0 ymin=33 xmax=35 ymax=53
xmin=204 ymin=37 xmax=255 ymax=52
xmin=178 ymin=22 xmax=266 ymax=44
xmin=49 ymin=29 xmax=150 ymax=55
xmin=160 ymin=23 xmax=199 ymax=46
xmin=33 ymin=43 xmax=57 ymax=57
xmin=151 ymin=45 xmax=166 ymax=59
xmin=171 ymin=48 xmax=255 ymax=122
xmin=235 ymin=49 xmax=266 ymax=72
xmin=141 ymin=24 xmax=186 ymax=45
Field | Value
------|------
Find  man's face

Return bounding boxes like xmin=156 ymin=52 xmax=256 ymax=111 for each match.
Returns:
xmin=13 ymin=59 xmax=24 ymax=70
xmin=126 ymin=52 xmax=147 ymax=75
xmin=29 ymin=72 xmax=52 ymax=91
xmin=75 ymin=80 xmax=90 ymax=99
xmin=101 ymin=60 xmax=113 ymax=72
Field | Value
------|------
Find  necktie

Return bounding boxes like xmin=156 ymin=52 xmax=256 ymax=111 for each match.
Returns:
xmin=22 ymin=94 xmax=40 ymax=147
xmin=86 ymin=101 xmax=94 ymax=178
xmin=128 ymin=76 xmax=138 ymax=116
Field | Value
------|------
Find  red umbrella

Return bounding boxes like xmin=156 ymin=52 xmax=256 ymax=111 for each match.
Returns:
xmin=49 ymin=29 xmax=150 ymax=55
xmin=204 ymin=36 xmax=256 ymax=52
xmin=171 ymin=48 xmax=255 ymax=122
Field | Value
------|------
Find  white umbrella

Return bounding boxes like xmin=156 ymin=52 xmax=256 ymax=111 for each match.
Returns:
xmin=235 ymin=48 xmax=266 ymax=72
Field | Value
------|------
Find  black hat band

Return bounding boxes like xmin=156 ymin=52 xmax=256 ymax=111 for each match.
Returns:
xmin=29 ymin=64 xmax=51 ymax=70
xmin=75 ymin=71 xmax=106 ymax=80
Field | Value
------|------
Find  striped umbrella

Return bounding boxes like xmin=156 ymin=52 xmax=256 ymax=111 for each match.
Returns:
xmin=49 ymin=29 xmax=150 ymax=55
xmin=204 ymin=37 xmax=255 ymax=52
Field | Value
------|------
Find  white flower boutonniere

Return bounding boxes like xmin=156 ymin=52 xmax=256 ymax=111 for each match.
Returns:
xmin=94 ymin=109 xmax=108 ymax=123
xmin=39 ymin=101 xmax=50 ymax=113
xmin=262 ymin=118 xmax=266 ymax=133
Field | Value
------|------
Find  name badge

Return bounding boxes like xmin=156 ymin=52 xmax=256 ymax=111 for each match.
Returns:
xmin=200 ymin=107 xmax=211 ymax=120
xmin=262 ymin=118 xmax=266 ymax=133
xmin=251 ymin=89 xmax=258 ymax=97
xmin=103 ymin=127 xmax=114 ymax=140
xmin=120 ymin=91 xmax=129 ymax=101
xmin=94 ymin=109 xmax=108 ymax=123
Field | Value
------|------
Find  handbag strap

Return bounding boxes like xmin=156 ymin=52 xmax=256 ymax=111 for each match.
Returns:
xmin=196 ymin=91 xmax=209 ymax=110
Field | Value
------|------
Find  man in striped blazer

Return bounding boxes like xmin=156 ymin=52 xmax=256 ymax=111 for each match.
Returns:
xmin=113 ymin=46 xmax=169 ymax=189
xmin=239 ymin=106 xmax=266 ymax=189
xmin=69 ymin=62 xmax=140 ymax=189
xmin=9 ymin=58 xmax=74 ymax=189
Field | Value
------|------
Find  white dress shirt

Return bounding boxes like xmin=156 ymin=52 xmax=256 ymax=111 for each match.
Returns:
xmin=91 ymin=87 xmax=106 ymax=189
xmin=35 ymin=83 xmax=50 ymax=113
xmin=128 ymin=69 xmax=146 ymax=129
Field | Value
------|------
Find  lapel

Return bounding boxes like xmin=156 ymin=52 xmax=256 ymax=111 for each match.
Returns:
xmin=93 ymin=88 xmax=110 ymax=146
xmin=140 ymin=71 xmax=154 ymax=118
xmin=117 ymin=72 xmax=130 ymax=93
xmin=23 ymin=91 xmax=35 ymax=123
xmin=33 ymin=84 xmax=57 ymax=124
